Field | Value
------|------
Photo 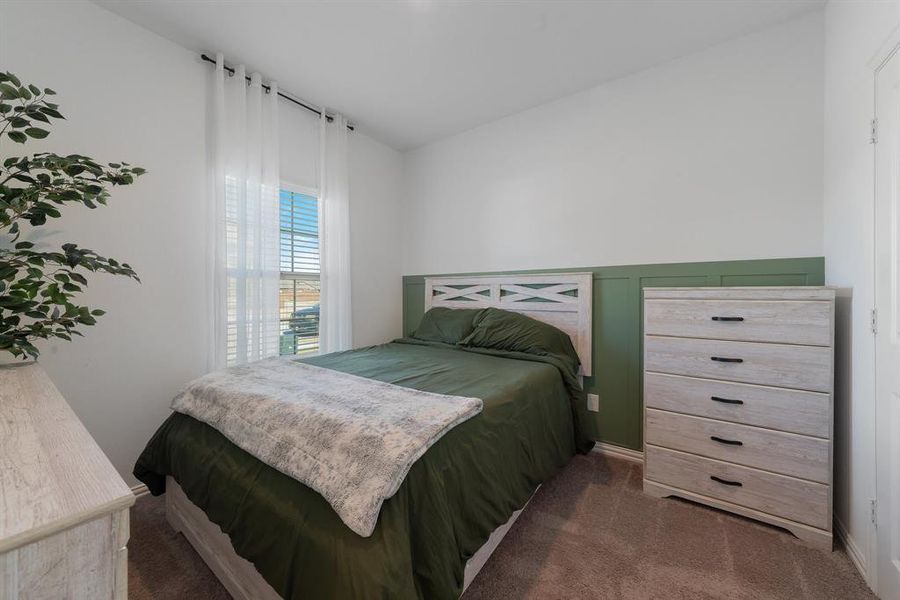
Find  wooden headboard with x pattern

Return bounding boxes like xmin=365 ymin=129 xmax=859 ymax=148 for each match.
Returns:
xmin=424 ymin=272 xmax=593 ymax=376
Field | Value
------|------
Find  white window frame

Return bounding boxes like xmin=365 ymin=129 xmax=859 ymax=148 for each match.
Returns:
xmin=279 ymin=181 xmax=320 ymax=279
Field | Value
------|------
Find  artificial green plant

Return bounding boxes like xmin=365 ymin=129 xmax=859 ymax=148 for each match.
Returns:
xmin=0 ymin=71 xmax=145 ymax=359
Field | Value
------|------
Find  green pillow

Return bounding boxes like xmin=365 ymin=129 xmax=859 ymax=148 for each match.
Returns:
xmin=410 ymin=307 xmax=483 ymax=344
xmin=460 ymin=307 xmax=581 ymax=375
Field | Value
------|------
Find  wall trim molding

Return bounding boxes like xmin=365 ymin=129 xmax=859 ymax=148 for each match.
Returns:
xmin=131 ymin=483 xmax=150 ymax=499
xmin=591 ymin=442 xmax=644 ymax=464
xmin=834 ymin=517 xmax=869 ymax=586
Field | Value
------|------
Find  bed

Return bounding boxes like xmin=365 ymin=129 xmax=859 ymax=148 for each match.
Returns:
xmin=133 ymin=273 xmax=594 ymax=599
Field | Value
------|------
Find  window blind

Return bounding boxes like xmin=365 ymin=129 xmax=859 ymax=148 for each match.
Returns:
xmin=280 ymin=189 xmax=319 ymax=274
xmin=278 ymin=189 xmax=321 ymax=356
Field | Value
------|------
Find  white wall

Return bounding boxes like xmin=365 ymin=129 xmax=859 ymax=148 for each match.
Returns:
xmin=402 ymin=12 xmax=824 ymax=275
xmin=350 ymin=133 xmax=404 ymax=346
xmin=824 ymin=0 xmax=900 ymax=586
xmin=0 ymin=0 xmax=403 ymax=484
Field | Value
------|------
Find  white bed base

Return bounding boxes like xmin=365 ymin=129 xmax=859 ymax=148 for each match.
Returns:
xmin=164 ymin=272 xmax=592 ymax=598
xmin=165 ymin=476 xmax=534 ymax=599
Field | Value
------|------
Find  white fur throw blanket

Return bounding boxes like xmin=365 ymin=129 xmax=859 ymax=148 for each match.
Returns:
xmin=170 ymin=357 xmax=482 ymax=537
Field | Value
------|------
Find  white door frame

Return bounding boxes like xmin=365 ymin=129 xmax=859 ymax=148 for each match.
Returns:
xmin=872 ymin=35 xmax=900 ymax=600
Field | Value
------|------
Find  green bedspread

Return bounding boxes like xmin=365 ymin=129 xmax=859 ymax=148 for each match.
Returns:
xmin=134 ymin=339 xmax=592 ymax=600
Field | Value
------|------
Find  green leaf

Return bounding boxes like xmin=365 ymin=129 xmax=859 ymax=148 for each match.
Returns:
xmin=10 ymin=172 xmax=35 ymax=184
xmin=27 ymin=110 xmax=49 ymax=123
xmin=0 ymin=83 xmax=19 ymax=98
xmin=38 ymin=106 xmax=63 ymax=119
xmin=24 ymin=127 xmax=49 ymax=139
xmin=7 ymin=131 xmax=26 ymax=143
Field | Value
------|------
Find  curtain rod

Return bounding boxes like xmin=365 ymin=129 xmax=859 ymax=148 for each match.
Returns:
xmin=200 ymin=53 xmax=354 ymax=131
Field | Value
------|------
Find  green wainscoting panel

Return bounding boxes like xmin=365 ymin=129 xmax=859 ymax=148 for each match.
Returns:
xmin=401 ymin=257 xmax=825 ymax=451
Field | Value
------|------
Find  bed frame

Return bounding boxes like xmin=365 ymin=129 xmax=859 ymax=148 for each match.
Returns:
xmin=165 ymin=272 xmax=593 ymax=599
xmin=425 ymin=272 xmax=593 ymax=376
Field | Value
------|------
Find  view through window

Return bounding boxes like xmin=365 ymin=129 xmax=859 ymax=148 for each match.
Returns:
xmin=279 ymin=188 xmax=320 ymax=355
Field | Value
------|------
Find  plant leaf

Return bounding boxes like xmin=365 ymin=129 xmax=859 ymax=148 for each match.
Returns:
xmin=24 ymin=127 xmax=49 ymax=139
xmin=0 ymin=83 xmax=19 ymax=98
xmin=38 ymin=106 xmax=64 ymax=119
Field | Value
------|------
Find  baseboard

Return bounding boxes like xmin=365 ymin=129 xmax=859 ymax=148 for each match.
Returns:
xmin=834 ymin=517 xmax=868 ymax=583
xmin=131 ymin=483 xmax=150 ymax=499
xmin=591 ymin=441 xmax=644 ymax=464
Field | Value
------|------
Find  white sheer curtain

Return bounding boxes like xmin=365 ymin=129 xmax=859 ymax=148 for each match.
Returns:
xmin=318 ymin=113 xmax=352 ymax=353
xmin=208 ymin=53 xmax=280 ymax=369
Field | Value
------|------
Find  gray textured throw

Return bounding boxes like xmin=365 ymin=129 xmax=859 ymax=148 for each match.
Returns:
xmin=170 ymin=357 xmax=483 ymax=537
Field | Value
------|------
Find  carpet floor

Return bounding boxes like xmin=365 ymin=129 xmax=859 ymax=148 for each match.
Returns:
xmin=128 ymin=453 xmax=874 ymax=599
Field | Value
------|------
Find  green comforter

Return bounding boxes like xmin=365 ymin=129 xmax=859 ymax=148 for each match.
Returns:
xmin=134 ymin=339 xmax=592 ymax=599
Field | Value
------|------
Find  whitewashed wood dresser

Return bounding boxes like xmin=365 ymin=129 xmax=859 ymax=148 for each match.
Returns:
xmin=0 ymin=362 xmax=134 ymax=599
xmin=642 ymin=287 xmax=835 ymax=549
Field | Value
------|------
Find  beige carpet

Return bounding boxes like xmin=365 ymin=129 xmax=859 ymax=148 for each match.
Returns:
xmin=129 ymin=454 xmax=875 ymax=599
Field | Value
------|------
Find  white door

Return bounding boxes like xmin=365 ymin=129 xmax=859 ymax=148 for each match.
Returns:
xmin=875 ymin=42 xmax=900 ymax=600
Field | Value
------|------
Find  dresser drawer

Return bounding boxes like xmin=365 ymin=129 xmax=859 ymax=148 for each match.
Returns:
xmin=644 ymin=336 xmax=832 ymax=392
xmin=645 ymin=445 xmax=829 ymax=530
xmin=644 ymin=299 xmax=832 ymax=346
xmin=645 ymin=409 xmax=829 ymax=483
xmin=644 ymin=372 xmax=830 ymax=437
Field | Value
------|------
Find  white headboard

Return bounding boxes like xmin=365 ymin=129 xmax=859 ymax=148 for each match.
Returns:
xmin=424 ymin=272 xmax=593 ymax=376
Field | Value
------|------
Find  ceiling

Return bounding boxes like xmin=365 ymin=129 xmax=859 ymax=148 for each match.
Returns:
xmin=95 ymin=0 xmax=824 ymax=150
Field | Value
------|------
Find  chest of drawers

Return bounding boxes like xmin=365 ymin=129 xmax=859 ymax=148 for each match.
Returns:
xmin=0 ymin=362 xmax=134 ymax=599
xmin=642 ymin=287 xmax=835 ymax=550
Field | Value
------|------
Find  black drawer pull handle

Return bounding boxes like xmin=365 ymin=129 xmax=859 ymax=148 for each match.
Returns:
xmin=711 ymin=395 xmax=744 ymax=405
xmin=711 ymin=356 xmax=743 ymax=363
xmin=710 ymin=475 xmax=743 ymax=487
xmin=712 ymin=316 xmax=744 ymax=322
xmin=710 ymin=436 xmax=743 ymax=446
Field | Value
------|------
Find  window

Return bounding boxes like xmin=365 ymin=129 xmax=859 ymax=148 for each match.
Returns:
xmin=279 ymin=188 xmax=320 ymax=356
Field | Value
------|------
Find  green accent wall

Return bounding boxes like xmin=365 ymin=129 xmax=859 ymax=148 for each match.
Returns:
xmin=402 ymin=257 xmax=825 ymax=451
